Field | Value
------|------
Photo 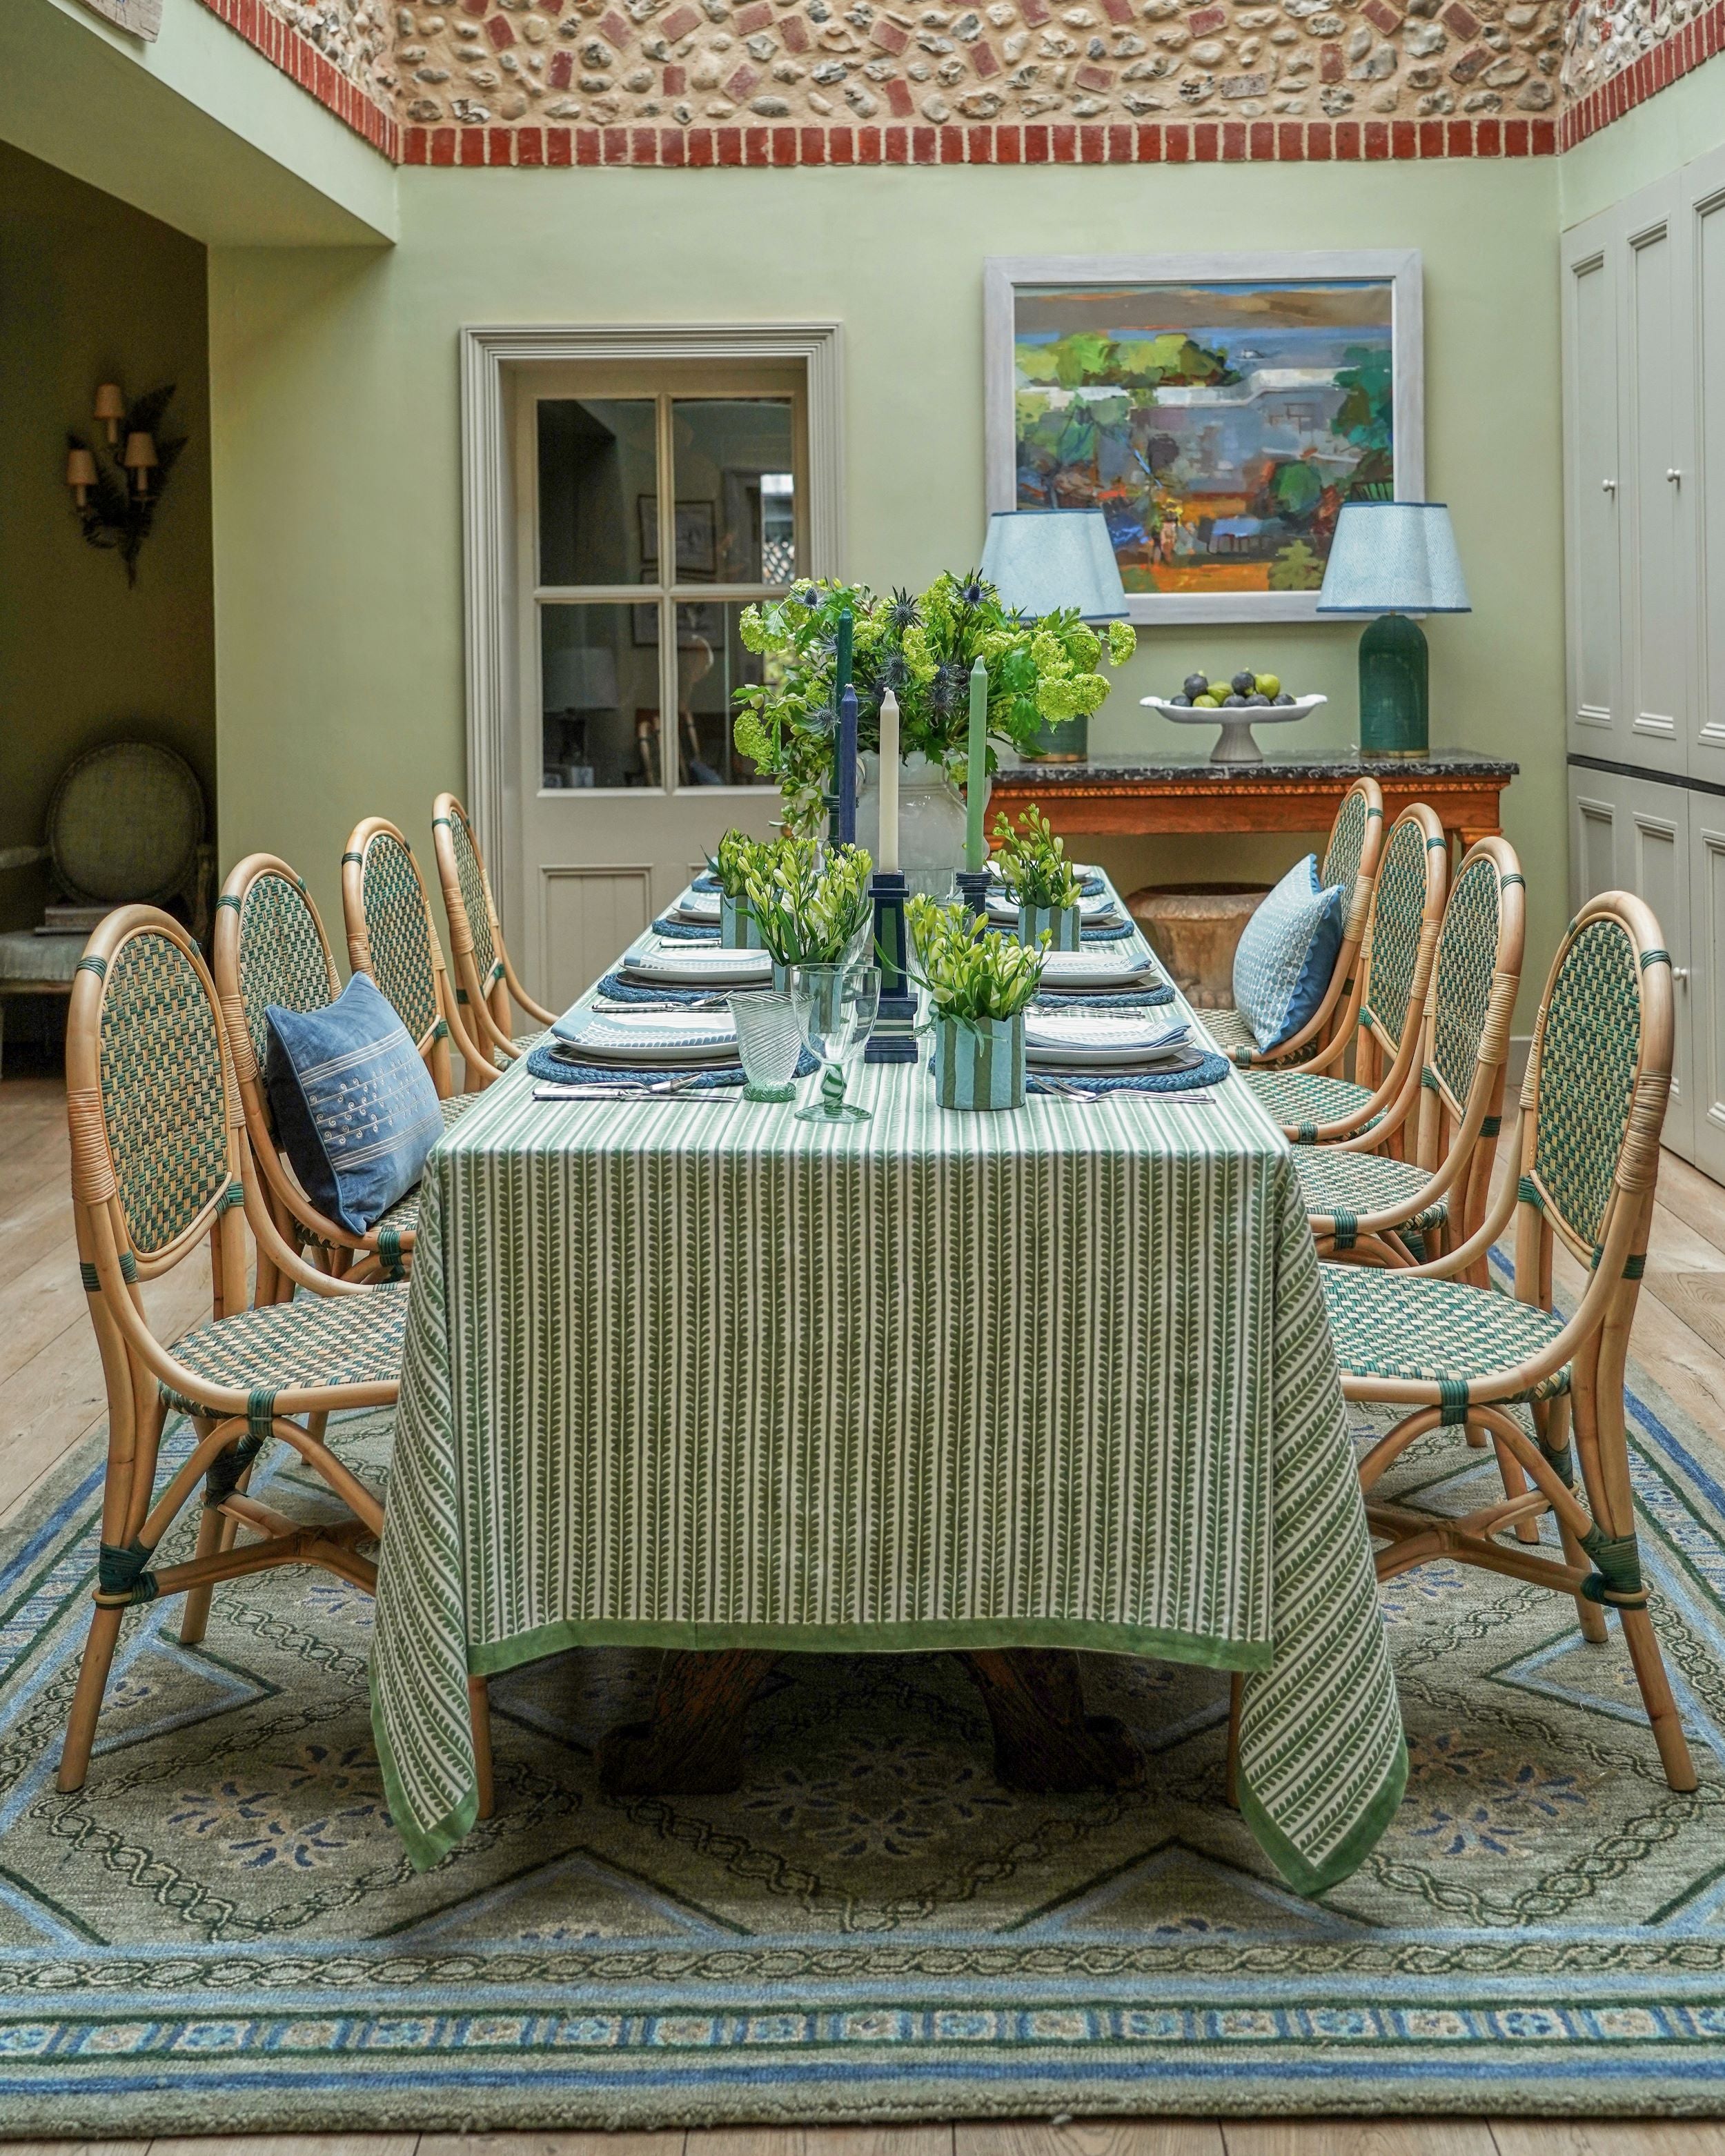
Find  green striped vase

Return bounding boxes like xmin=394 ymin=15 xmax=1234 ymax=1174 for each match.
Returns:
xmin=720 ymin=893 xmax=764 ymax=949
xmin=931 ymin=1011 xmax=1025 ymax=1111
xmin=1017 ymin=902 xmax=1083 ymax=950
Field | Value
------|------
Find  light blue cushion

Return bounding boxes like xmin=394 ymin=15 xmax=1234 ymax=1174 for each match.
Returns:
xmin=1231 ymin=854 xmax=1345 ymax=1055
xmin=264 ymin=973 xmax=444 ymax=1235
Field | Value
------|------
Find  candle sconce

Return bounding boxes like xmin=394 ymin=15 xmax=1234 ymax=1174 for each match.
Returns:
xmin=64 ymin=380 xmax=184 ymax=586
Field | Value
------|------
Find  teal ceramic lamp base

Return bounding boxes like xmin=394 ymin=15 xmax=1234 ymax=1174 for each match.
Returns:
xmin=1357 ymin=611 xmax=1429 ymax=760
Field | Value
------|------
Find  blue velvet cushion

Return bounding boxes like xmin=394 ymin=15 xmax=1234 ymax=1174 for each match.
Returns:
xmin=1231 ymin=853 xmax=1345 ymax=1055
xmin=264 ymin=973 xmax=444 ymax=1234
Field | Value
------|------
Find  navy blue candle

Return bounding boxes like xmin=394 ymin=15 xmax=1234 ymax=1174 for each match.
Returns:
xmin=837 ymin=683 xmax=858 ymax=847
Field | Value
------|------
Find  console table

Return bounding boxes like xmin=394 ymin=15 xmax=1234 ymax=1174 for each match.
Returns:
xmin=989 ymin=749 xmax=1517 ymax=860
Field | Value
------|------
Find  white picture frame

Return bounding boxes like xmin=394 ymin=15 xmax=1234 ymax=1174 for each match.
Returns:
xmin=983 ymin=250 xmax=1425 ymax=626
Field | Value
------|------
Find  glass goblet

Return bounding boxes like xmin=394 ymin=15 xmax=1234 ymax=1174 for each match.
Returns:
xmin=791 ymin=963 xmax=879 ymax=1123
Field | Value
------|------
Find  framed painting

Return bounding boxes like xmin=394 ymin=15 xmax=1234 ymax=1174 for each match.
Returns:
xmin=984 ymin=251 xmax=1423 ymax=625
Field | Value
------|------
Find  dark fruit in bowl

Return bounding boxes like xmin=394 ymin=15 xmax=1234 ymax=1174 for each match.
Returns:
xmin=1230 ymin=670 xmax=1256 ymax=695
xmin=1183 ymin=673 xmax=1209 ymax=698
xmin=1275 ymin=691 xmax=1296 ymax=705
xmin=1223 ymin=693 xmax=1247 ymax=706
xmin=1247 ymin=693 xmax=1270 ymax=706
xmin=1171 ymin=693 xmax=1192 ymax=706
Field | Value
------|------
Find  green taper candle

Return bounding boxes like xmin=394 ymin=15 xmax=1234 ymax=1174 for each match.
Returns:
xmin=965 ymin=655 xmax=988 ymax=872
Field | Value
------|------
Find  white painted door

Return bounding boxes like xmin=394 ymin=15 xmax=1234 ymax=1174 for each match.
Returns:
xmin=507 ymin=361 xmax=809 ymax=1011
xmin=1621 ymin=773 xmax=1695 ymax=1160
xmin=1561 ymin=210 xmax=1623 ymax=758
xmin=1620 ymin=181 xmax=1690 ymax=778
xmin=1688 ymin=155 xmax=1725 ymax=789
xmin=1688 ymin=789 xmax=1725 ymax=1180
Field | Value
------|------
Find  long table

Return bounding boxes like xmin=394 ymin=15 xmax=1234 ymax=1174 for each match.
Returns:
xmin=369 ymin=893 xmax=1407 ymax=1892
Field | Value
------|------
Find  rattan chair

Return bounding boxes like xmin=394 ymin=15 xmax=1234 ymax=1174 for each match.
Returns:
xmin=342 ymin=817 xmax=497 ymax=1095
xmin=430 ymin=793 xmax=552 ymax=1069
xmin=1200 ymin=776 xmax=1384 ymax=1069
xmin=213 ymin=855 xmax=471 ymax=1297
xmin=57 ymin=905 xmax=493 ymax=1812
xmin=1296 ymin=839 xmax=1524 ymax=1274
xmin=1242 ymin=803 xmax=1450 ymax=1153
xmin=1313 ymin=891 xmax=1696 ymax=1794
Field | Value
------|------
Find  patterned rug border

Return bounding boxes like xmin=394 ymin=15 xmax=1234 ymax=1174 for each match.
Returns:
xmin=0 ymin=1258 xmax=1723 ymax=2131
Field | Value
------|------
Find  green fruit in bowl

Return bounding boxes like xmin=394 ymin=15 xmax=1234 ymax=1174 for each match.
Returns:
xmin=1192 ymin=693 xmax=1220 ymax=709
xmin=1254 ymin=672 xmax=1281 ymax=698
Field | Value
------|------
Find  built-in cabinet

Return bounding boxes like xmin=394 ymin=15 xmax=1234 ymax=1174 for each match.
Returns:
xmin=1562 ymin=138 xmax=1725 ymax=1174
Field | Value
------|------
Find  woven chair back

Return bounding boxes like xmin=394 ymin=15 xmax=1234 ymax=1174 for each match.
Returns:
xmin=1427 ymin=842 xmax=1523 ymax=1122
xmin=1360 ymin=804 xmax=1446 ymax=1057
xmin=436 ymin=799 xmax=501 ymax=993
xmin=1522 ymin=893 xmax=1673 ymax=1264
xmin=69 ymin=913 xmax=236 ymax=1265
xmin=344 ymin=822 xmax=443 ymax=1051
xmin=1321 ymin=778 xmax=1383 ymax=913
xmin=220 ymin=858 xmax=340 ymax=1079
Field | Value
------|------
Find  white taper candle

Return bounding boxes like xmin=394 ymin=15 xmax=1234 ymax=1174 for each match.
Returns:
xmin=878 ymin=690 xmax=900 ymax=873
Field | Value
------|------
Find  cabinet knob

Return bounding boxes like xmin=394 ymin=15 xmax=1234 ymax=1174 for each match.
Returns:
xmin=1671 ymin=965 xmax=1690 ymax=983
xmin=1667 ymin=467 xmax=1683 ymax=484
xmin=1602 ymin=477 xmax=1617 ymax=492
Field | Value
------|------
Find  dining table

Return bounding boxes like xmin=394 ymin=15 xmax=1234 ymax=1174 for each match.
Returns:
xmin=368 ymin=875 xmax=1407 ymax=1893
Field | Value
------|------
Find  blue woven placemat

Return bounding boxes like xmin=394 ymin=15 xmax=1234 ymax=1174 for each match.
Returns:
xmin=593 ymin=971 xmax=761 ymax=1007
xmin=995 ymin=873 xmax=1107 ymax=900
xmin=1027 ymin=1049 xmax=1232 ymax=1096
xmin=691 ymin=873 xmax=722 ymax=893
xmin=528 ymin=1041 xmax=819 ymax=1090
xmin=987 ymin=917 xmax=1138 ymax=945
xmin=1034 ymin=982 xmax=1174 ymax=1009
xmin=650 ymin=917 xmax=720 ymax=941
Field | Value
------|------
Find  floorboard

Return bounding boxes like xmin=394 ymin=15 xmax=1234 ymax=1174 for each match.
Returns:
xmin=1 ymin=1091 xmax=1723 ymax=2153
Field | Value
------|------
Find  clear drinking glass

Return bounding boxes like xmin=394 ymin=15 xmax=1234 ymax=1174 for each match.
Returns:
xmin=729 ymin=989 xmax=807 ymax=1102
xmin=791 ymin=965 xmax=880 ymax=1123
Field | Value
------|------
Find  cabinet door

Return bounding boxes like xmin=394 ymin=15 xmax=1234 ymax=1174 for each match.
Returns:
xmin=1562 ymin=214 xmax=1624 ymax=757
xmin=1621 ymin=184 xmax=1691 ymax=778
xmin=1619 ymin=776 xmax=1694 ymax=1160
xmin=1690 ymin=156 xmax=1725 ymax=788
xmin=1688 ymin=793 xmax=1725 ymax=1180
xmin=1569 ymin=776 xmax=1618 ymax=913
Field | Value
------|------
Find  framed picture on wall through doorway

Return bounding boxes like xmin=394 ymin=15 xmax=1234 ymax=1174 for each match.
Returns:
xmin=983 ymin=250 xmax=1425 ymax=625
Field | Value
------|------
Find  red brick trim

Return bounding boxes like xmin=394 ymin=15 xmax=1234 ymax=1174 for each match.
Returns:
xmin=1559 ymin=0 xmax=1725 ymax=148
xmin=397 ymin=114 xmax=1561 ymax=165
xmin=195 ymin=0 xmax=400 ymax=158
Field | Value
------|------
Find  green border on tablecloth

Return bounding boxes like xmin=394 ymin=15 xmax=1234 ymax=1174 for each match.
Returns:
xmin=1239 ymin=1731 xmax=1409 ymax=1897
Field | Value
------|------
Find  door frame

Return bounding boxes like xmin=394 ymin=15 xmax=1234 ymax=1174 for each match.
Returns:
xmin=459 ymin=321 xmax=845 ymax=937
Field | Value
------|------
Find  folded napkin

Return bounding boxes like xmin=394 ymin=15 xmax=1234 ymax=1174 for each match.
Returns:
xmin=551 ymin=1007 xmax=738 ymax=1062
xmin=650 ymin=917 xmax=720 ymax=942
xmin=669 ymin=889 xmax=723 ymax=923
xmin=1023 ymin=1011 xmax=1191 ymax=1066
xmin=1029 ymin=1049 xmax=1232 ymax=1096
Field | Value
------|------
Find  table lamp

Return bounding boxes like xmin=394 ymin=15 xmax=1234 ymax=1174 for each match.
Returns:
xmin=1316 ymin=501 xmax=1470 ymax=760
xmin=979 ymin=508 xmax=1128 ymax=763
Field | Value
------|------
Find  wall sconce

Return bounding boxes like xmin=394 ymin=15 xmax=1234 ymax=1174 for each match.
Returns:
xmin=64 ymin=379 xmax=183 ymax=585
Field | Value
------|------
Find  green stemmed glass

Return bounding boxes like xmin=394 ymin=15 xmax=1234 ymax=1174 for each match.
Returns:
xmin=790 ymin=964 xmax=879 ymax=1123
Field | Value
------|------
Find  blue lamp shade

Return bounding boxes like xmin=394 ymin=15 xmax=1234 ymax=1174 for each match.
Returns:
xmin=1316 ymin=502 xmax=1472 ymax=616
xmin=980 ymin=508 xmax=1129 ymax=623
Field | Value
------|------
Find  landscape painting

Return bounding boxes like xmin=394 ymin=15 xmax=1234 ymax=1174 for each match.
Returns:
xmin=985 ymin=254 xmax=1423 ymax=624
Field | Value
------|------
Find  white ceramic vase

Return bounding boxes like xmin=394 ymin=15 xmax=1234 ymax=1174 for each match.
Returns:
xmin=854 ymin=750 xmax=987 ymax=896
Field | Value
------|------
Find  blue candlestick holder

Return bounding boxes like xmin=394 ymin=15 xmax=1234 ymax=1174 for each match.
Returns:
xmin=956 ymin=868 xmax=992 ymax=922
xmin=864 ymin=869 xmax=918 ymax=1063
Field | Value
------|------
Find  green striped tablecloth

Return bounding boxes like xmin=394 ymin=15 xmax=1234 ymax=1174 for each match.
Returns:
xmin=370 ymin=907 xmax=1406 ymax=1888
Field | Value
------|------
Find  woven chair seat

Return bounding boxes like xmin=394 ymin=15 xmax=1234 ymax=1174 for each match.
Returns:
xmin=1294 ymin=1147 xmax=1448 ymax=1233
xmin=1201 ymin=1005 xmax=1260 ymax=1056
xmin=1245 ymin=1066 xmax=1384 ymax=1137
xmin=1321 ymin=1265 xmax=1570 ymax=1405
xmin=162 ymin=1280 xmax=411 ymax=1416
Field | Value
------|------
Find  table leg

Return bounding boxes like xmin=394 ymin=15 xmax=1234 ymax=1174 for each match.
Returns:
xmin=958 ymin=1648 xmax=1144 ymax=1793
xmin=596 ymin=1648 xmax=780 ymax=1797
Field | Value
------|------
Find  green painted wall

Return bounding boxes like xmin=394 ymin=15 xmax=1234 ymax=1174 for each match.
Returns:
xmin=1561 ymin=49 xmax=1725 ymax=228
xmin=209 ymin=156 xmax=1564 ymax=1002
xmin=0 ymin=140 xmax=216 ymax=936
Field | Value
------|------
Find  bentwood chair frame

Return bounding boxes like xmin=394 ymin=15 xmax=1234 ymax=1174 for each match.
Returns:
xmin=1317 ymin=891 xmax=1695 ymax=1794
xmin=430 ymin=793 xmax=553 ymax=1069
xmin=59 ymin=907 xmax=495 ymax=1808
xmin=215 ymin=853 xmax=426 ymax=1297
xmin=1217 ymin=775 xmax=1385 ymax=1070
xmin=1245 ymin=803 xmax=1450 ymax=1153
xmin=342 ymin=817 xmax=497 ymax=1094
xmin=1301 ymin=838 xmax=1524 ymax=1276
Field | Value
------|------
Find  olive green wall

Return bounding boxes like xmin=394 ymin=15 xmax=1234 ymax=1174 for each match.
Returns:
xmin=1561 ymin=49 xmax=1725 ymax=228
xmin=0 ymin=141 xmax=216 ymax=935
xmin=208 ymin=157 xmax=1564 ymax=998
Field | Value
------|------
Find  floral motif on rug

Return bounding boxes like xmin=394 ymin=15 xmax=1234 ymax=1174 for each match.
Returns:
xmin=0 ymin=1314 xmax=1722 ymax=2133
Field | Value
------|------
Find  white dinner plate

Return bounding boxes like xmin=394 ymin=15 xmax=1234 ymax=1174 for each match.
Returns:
xmin=989 ymin=859 xmax=1103 ymax=884
xmin=986 ymin=890 xmax=1121 ymax=926
xmin=669 ymin=887 xmax=722 ymax=922
xmin=622 ymin=945 xmax=774 ymax=987
xmin=1038 ymin=949 xmax=1159 ymax=991
xmin=550 ymin=1008 xmax=740 ymax=1065
xmin=1024 ymin=1012 xmax=1191 ymax=1068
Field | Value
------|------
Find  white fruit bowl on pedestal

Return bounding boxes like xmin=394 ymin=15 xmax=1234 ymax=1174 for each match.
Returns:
xmin=1142 ymin=693 xmax=1327 ymax=766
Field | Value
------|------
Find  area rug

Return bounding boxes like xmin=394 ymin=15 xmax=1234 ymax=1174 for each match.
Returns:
xmin=1 ymin=1267 xmax=1723 ymax=2134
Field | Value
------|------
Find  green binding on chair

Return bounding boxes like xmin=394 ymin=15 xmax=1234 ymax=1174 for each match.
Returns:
xmin=1304 ymin=889 xmax=1698 ymax=1802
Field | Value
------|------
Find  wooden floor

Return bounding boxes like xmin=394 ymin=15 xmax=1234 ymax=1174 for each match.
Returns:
xmin=6 ymin=1058 xmax=1725 ymax=2154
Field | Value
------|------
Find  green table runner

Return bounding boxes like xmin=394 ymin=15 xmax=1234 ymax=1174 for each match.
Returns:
xmin=371 ymin=903 xmax=1406 ymax=1888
